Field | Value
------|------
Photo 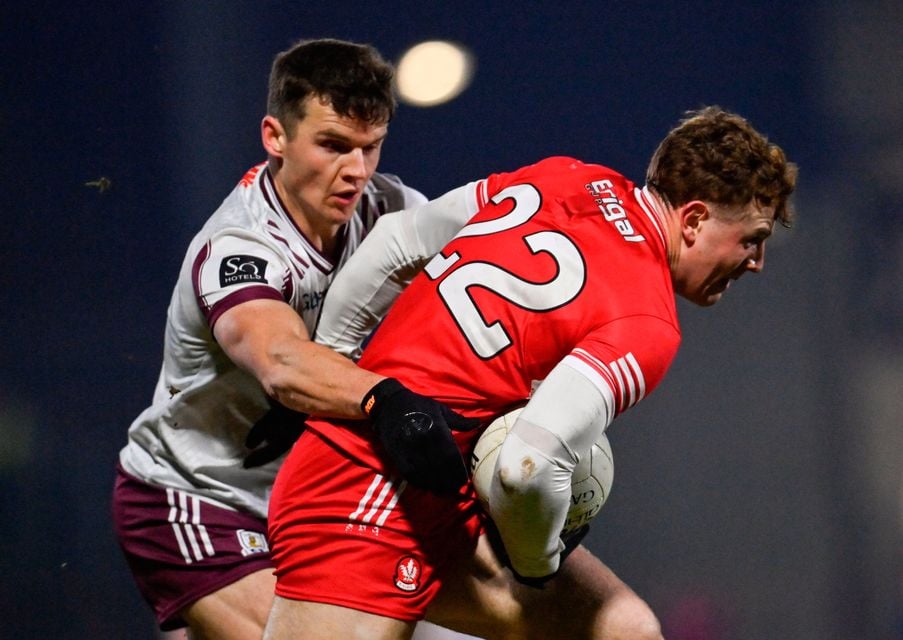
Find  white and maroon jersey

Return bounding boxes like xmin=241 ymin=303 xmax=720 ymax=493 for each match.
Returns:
xmin=119 ymin=164 xmax=426 ymax=517
xmin=304 ymin=156 xmax=682 ymax=466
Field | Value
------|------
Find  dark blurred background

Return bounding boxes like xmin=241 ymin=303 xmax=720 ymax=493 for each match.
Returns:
xmin=2 ymin=2 xmax=901 ymax=638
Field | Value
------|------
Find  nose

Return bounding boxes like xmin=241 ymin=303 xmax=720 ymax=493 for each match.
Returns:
xmin=747 ymin=243 xmax=765 ymax=273
xmin=342 ymin=148 xmax=368 ymax=180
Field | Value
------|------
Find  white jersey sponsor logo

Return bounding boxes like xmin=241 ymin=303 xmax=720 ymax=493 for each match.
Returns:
xmin=219 ymin=255 xmax=268 ymax=286
xmin=585 ymin=179 xmax=645 ymax=243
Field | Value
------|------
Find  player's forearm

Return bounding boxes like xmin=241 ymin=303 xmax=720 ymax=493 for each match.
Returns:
xmin=316 ymin=184 xmax=477 ymax=358
xmin=216 ymin=299 xmax=383 ymax=418
xmin=259 ymin=338 xmax=383 ymax=418
xmin=488 ymin=423 xmax=572 ymax=577
xmin=489 ymin=363 xmax=616 ymax=576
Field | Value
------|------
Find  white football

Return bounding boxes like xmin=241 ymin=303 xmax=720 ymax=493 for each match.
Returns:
xmin=470 ymin=407 xmax=614 ymax=537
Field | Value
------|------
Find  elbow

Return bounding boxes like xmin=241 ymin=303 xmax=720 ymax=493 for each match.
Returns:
xmin=256 ymin=365 xmax=299 ymax=408
xmin=492 ymin=431 xmax=571 ymax=511
xmin=496 ymin=454 xmax=544 ymax=499
xmin=257 ymin=372 xmax=285 ymax=404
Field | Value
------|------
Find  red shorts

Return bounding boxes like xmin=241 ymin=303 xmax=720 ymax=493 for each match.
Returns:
xmin=111 ymin=464 xmax=274 ymax=630
xmin=268 ymin=430 xmax=485 ymax=621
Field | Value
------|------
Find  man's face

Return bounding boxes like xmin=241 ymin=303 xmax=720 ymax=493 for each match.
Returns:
xmin=265 ymin=96 xmax=388 ymax=232
xmin=673 ymin=202 xmax=776 ymax=306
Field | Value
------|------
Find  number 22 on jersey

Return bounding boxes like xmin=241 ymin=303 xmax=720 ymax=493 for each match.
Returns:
xmin=423 ymin=183 xmax=587 ymax=360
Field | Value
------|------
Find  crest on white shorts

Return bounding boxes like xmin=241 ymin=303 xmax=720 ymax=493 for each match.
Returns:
xmin=236 ymin=529 xmax=269 ymax=556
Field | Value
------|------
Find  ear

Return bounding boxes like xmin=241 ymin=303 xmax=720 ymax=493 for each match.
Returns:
xmin=678 ymin=201 xmax=710 ymax=245
xmin=261 ymin=115 xmax=286 ymax=158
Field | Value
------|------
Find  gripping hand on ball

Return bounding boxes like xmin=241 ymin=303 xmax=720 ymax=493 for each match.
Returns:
xmin=361 ymin=378 xmax=480 ymax=494
xmin=512 ymin=525 xmax=590 ymax=587
xmin=485 ymin=519 xmax=590 ymax=588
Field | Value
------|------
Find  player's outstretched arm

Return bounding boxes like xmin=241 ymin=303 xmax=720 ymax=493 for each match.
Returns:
xmin=315 ymin=183 xmax=479 ymax=359
xmin=219 ymin=298 xmax=480 ymax=492
xmin=214 ymin=298 xmax=383 ymax=418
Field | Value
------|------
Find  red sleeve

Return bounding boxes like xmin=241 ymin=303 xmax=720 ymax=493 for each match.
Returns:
xmin=565 ymin=314 xmax=680 ymax=416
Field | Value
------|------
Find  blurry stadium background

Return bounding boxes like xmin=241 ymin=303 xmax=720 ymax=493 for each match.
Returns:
xmin=2 ymin=2 xmax=901 ymax=638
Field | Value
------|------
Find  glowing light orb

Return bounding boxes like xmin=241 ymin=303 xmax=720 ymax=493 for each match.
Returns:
xmin=396 ymin=40 xmax=474 ymax=107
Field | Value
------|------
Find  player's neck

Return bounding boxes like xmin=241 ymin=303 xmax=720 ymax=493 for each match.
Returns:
xmin=289 ymin=209 xmax=341 ymax=255
xmin=269 ymin=171 xmax=342 ymax=254
xmin=642 ymin=186 xmax=681 ymax=271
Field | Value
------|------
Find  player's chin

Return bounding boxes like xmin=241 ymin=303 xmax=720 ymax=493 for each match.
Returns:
xmin=327 ymin=203 xmax=359 ymax=223
xmin=691 ymin=281 xmax=729 ymax=306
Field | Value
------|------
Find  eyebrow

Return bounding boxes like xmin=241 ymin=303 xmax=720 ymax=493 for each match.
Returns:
xmin=315 ymin=128 xmax=387 ymax=146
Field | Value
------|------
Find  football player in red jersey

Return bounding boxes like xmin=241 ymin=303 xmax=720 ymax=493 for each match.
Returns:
xmin=264 ymin=107 xmax=798 ymax=639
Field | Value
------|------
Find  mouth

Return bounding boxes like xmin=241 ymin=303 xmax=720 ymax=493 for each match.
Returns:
xmin=331 ymin=190 xmax=361 ymax=207
xmin=711 ymin=277 xmax=731 ymax=295
xmin=715 ymin=265 xmax=750 ymax=294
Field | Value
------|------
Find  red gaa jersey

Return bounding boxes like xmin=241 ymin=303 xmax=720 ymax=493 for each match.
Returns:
xmin=307 ymin=157 xmax=681 ymax=465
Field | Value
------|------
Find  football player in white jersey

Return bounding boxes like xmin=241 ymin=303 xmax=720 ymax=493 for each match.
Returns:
xmin=112 ymin=39 xmax=478 ymax=640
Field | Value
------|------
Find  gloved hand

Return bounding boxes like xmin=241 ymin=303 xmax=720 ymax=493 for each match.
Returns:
xmin=243 ymin=401 xmax=308 ymax=468
xmin=361 ymin=378 xmax=480 ymax=494
xmin=485 ymin=520 xmax=590 ymax=589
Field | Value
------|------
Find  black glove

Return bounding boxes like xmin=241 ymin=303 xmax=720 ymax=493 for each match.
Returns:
xmin=243 ymin=401 xmax=308 ymax=468
xmin=486 ymin=519 xmax=590 ymax=589
xmin=361 ymin=378 xmax=480 ymax=494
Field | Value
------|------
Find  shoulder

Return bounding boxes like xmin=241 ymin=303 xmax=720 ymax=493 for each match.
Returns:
xmin=195 ymin=165 xmax=276 ymax=240
xmin=484 ymin=157 xmax=628 ymax=191
xmin=535 ymin=157 xmax=628 ymax=185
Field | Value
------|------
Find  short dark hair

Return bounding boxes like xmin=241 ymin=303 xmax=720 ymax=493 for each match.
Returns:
xmin=267 ymin=38 xmax=396 ymax=134
xmin=646 ymin=106 xmax=798 ymax=226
